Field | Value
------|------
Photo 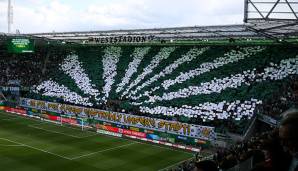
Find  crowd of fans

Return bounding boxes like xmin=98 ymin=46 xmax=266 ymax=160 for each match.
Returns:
xmin=0 ymin=45 xmax=297 ymax=136
xmin=0 ymin=49 xmax=44 ymax=87
xmin=0 ymin=45 xmax=71 ymax=87
xmin=140 ymin=99 xmax=262 ymax=121
xmin=0 ymin=41 xmax=298 ymax=171
xmin=35 ymin=80 xmax=92 ymax=106
xmin=135 ymin=57 xmax=298 ymax=134
xmin=139 ymin=57 xmax=297 ymax=104
xmin=170 ymin=108 xmax=298 ymax=171
xmin=60 ymin=54 xmax=100 ymax=98
xmin=128 ymin=47 xmax=208 ymax=97
xmin=116 ymin=47 xmax=151 ymax=93
xmin=130 ymin=46 xmax=264 ymax=99
xmin=259 ymin=75 xmax=298 ymax=118
xmin=121 ymin=47 xmax=176 ymax=98
xmin=102 ymin=46 xmax=121 ymax=102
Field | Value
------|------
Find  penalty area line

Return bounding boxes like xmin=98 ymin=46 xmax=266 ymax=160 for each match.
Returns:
xmin=71 ymin=142 xmax=138 ymax=160
xmin=33 ymin=122 xmax=98 ymax=138
xmin=1 ymin=117 xmax=20 ymax=121
xmin=0 ymin=144 xmax=24 ymax=147
xmin=0 ymin=138 xmax=71 ymax=160
xmin=28 ymin=125 xmax=83 ymax=138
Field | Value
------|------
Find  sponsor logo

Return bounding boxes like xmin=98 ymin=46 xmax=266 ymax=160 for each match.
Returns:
xmin=96 ymin=130 xmax=122 ymax=137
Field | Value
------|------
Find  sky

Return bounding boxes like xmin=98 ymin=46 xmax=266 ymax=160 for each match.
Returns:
xmin=0 ymin=0 xmax=244 ymax=33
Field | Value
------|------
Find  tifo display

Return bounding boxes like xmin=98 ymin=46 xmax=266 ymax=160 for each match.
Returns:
xmin=0 ymin=38 xmax=297 ymax=171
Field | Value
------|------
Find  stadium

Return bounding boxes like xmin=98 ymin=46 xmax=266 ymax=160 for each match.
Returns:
xmin=0 ymin=0 xmax=298 ymax=171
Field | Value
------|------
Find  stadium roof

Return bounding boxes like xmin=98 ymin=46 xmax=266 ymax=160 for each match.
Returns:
xmin=24 ymin=1 xmax=297 ymax=43
xmin=0 ymin=1 xmax=295 ymax=43
xmin=26 ymin=25 xmax=257 ymax=42
xmin=24 ymin=22 xmax=297 ymax=43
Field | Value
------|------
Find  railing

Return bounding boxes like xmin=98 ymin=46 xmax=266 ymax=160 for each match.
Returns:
xmin=227 ymin=115 xmax=257 ymax=142
xmin=257 ymin=113 xmax=279 ymax=127
xmin=242 ymin=116 xmax=257 ymax=141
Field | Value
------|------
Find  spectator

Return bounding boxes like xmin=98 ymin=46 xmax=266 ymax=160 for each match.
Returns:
xmin=279 ymin=108 xmax=298 ymax=171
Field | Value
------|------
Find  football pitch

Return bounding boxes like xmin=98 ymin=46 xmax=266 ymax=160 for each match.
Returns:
xmin=0 ymin=111 xmax=194 ymax=171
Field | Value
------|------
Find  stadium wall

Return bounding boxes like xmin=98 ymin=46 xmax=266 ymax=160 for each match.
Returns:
xmin=19 ymin=98 xmax=215 ymax=140
xmin=0 ymin=98 xmax=215 ymax=149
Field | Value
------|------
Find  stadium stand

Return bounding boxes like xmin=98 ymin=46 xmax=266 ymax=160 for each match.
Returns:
xmin=0 ymin=38 xmax=296 ymax=136
xmin=0 ymin=35 xmax=297 ymax=171
xmin=1 ymin=45 xmax=298 ymax=122
xmin=0 ymin=46 xmax=44 ymax=87
xmin=1 ymin=43 xmax=296 ymax=136
xmin=170 ymin=108 xmax=298 ymax=171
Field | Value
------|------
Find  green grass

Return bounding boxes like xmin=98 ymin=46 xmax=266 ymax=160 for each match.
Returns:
xmin=0 ymin=111 xmax=193 ymax=171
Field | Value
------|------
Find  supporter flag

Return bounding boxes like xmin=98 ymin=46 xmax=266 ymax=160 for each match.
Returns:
xmin=196 ymin=126 xmax=216 ymax=140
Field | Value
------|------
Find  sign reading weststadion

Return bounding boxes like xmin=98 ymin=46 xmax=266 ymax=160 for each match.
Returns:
xmin=88 ymin=35 xmax=155 ymax=44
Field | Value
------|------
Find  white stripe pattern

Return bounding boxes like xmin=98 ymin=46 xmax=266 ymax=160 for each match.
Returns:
xmin=141 ymin=57 xmax=298 ymax=104
xmin=139 ymin=99 xmax=262 ymax=121
xmin=121 ymin=47 xmax=176 ymax=98
xmin=131 ymin=47 xmax=264 ymax=100
xmin=162 ymin=47 xmax=264 ymax=90
xmin=35 ymin=80 xmax=92 ymax=106
xmin=128 ymin=47 xmax=209 ymax=97
xmin=102 ymin=47 xmax=121 ymax=102
xmin=116 ymin=47 xmax=150 ymax=93
xmin=60 ymin=54 xmax=100 ymax=97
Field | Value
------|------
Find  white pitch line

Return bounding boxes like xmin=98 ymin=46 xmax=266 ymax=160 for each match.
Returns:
xmin=2 ymin=112 xmax=197 ymax=158
xmin=0 ymin=138 xmax=71 ymax=160
xmin=71 ymin=142 xmax=138 ymax=160
xmin=89 ymin=130 xmax=193 ymax=155
xmin=0 ymin=144 xmax=24 ymax=147
xmin=87 ymin=130 xmax=193 ymax=156
xmin=0 ymin=112 xmax=37 ymax=122
xmin=1 ymin=112 xmax=96 ymax=138
xmin=1 ymin=117 xmax=20 ymax=121
xmin=28 ymin=125 xmax=83 ymax=138
xmin=29 ymin=125 xmax=97 ymax=139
